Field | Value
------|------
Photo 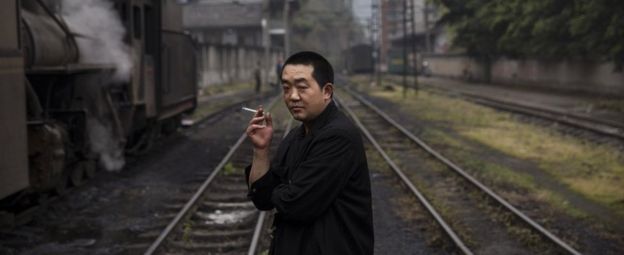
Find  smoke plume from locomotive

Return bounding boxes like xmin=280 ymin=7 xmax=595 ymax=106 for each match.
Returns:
xmin=61 ymin=0 xmax=132 ymax=82
xmin=61 ymin=0 xmax=130 ymax=171
xmin=88 ymin=118 xmax=125 ymax=171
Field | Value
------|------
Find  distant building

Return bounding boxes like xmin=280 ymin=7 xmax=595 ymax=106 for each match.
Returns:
xmin=379 ymin=0 xmax=443 ymax=72
xmin=183 ymin=0 xmax=264 ymax=46
xmin=181 ymin=0 xmax=299 ymax=86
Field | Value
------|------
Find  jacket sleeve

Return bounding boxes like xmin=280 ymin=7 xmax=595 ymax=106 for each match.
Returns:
xmin=270 ymin=130 xmax=356 ymax=223
xmin=246 ymin=164 xmax=282 ymax=210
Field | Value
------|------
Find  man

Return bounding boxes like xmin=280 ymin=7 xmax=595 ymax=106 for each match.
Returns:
xmin=254 ymin=61 xmax=262 ymax=93
xmin=245 ymin=51 xmax=373 ymax=255
xmin=275 ymin=57 xmax=283 ymax=88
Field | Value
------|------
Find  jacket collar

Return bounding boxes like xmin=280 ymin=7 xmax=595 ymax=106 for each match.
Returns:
xmin=296 ymin=100 xmax=337 ymax=138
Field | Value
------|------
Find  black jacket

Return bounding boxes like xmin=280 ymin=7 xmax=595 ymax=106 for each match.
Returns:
xmin=246 ymin=101 xmax=374 ymax=255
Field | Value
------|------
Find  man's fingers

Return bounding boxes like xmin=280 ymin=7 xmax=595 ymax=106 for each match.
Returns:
xmin=255 ymin=106 xmax=264 ymax=117
xmin=247 ymin=124 xmax=266 ymax=133
xmin=246 ymin=105 xmax=271 ymax=137
xmin=265 ymin=112 xmax=273 ymax=127
xmin=248 ymin=116 xmax=266 ymax=125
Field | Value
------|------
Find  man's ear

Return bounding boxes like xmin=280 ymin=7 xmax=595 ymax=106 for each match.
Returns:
xmin=323 ymin=83 xmax=334 ymax=100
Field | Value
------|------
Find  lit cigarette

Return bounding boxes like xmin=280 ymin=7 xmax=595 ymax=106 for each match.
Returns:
xmin=241 ymin=107 xmax=258 ymax=113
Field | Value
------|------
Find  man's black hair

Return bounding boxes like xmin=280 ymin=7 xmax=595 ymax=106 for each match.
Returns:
xmin=282 ymin=51 xmax=334 ymax=88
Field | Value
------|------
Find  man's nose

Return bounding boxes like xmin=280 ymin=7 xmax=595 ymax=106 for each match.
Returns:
xmin=288 ymin=89 xmax=300 ymax=101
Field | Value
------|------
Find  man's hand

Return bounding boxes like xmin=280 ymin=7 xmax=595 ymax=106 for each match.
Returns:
xmin=245 ymin=106 xmax=273 ymax=150
xmin=246 ymin=106 xmax=273 ymax=186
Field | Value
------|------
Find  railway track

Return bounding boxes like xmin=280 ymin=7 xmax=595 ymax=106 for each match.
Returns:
xmin=143 ymin=96 xmax=293 ymax=255
xmin=337 ymin=87 xmax=582 ymax=255
xmin=456 ymin=92 xmax=624 ymax=141
xmin=384 ymin=78 xmax=624 ymax=141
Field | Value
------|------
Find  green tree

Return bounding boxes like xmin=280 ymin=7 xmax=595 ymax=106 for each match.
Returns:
xmin=434 ymin=0 xmax=624 ymax=69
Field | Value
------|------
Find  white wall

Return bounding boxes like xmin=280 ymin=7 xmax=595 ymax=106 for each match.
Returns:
xmin=423 ymin=54 xmax=624 ymax=96
xmin=198 ymin=44 xmax=280 ymax=87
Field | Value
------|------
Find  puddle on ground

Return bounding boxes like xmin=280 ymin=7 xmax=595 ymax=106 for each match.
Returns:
xmin=210 ymin=201 xmax=253 ymax=208
xmin=198 ymin=209 xmax=255 ymax=225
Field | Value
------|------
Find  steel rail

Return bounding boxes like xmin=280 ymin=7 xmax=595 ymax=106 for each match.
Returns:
xmin=144 ymin=95 xmax=281 ymax=255
xmin=383 ymin=76 xmax=623 ymax=133
xmin=390 ymin=80 xmax=624 ymax=140
xmin=342 ymin=86 xmax=582 ymax=255
xmin=463 ymin=93 xmax=624 ymax=140
xmin=336 ymin=96 xmax=474 ymax=255
xmin=247 ymin=117 xmax=294 ymax=255
xmin=247 ymin=212 xmax=266 ymax=255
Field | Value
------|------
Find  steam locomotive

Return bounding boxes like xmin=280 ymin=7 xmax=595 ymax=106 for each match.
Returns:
xmin=0 ymin=0 xmax=197 ymax=202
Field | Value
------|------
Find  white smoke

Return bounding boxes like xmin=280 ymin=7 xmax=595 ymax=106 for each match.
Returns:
xmin=61 ymin=0 xmax=132 ymax=81
xmin=87 ymin=117 xmax=125 ymax=171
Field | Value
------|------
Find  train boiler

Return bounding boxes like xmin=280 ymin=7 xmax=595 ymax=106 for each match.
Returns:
xmin=0 ymin=0 xmax=197 ymax=202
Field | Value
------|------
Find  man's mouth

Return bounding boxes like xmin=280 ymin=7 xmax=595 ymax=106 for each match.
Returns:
xmin=290 ymin=106 xmax=304 ymax=112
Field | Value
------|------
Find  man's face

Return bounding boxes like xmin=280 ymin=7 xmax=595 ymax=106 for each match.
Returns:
xmin=281 ymin=64 xmax=332 ymax=123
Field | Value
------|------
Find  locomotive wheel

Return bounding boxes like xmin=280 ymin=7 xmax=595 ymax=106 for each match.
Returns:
xmin=126 ymin=124 xmax=158 ymax=156
xmin=162 ymin=116 xmax=180 ymax=135
xmin=54 ymin=173 xmax=69 ymax=195
xmin=70 ymin=164 xmax=85 ymax=187
xmin=83 ymin=160 xmax=96 ymax=179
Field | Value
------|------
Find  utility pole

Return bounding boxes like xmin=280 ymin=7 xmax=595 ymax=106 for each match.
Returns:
xmin=344 ymin=1 xmax=352 ymax=74
xmin=283 ymin=0 xmax=290 ymax=56
xmin=371 ymin=0 xmax=381 ymax=87
xmin=262 ymin=0 xmax=270 ymax=91
xmin=424 ymin=1 xmax=431 ymax=53
xmin=402 ymin=0 xmax=408 ymax=98
xmin=411 ymin=0 xmax=418 ymax=94
xmin=368 ymin=18 xmax=374 ymax=82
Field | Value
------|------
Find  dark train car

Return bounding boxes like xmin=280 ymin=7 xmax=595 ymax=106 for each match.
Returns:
xmin=387 ymin=48 xmax=406 ymax=74
xmin=387 ymin=48 xmax=419 ymax=75
xmin=345 ymin=44 xmax=374 ymax=74
xmin=0 ymin=0 xmax=30 ymax=201
xmin=159 ymin=1 xmax=197 ymax=122
xmin=0 ymin=0 xmax=197 ymax=201
xmin=112 ymin=0 xmax=197 ymax=131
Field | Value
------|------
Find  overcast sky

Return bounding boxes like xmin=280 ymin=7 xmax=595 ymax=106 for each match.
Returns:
xmin=353 ymin=0 xmax=372 ymax=25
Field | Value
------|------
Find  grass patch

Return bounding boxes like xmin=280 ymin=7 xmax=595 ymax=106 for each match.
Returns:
xmin=463 ymin=126 xmax=624 ymax=213
xmin=367 ymin=84 xmax=624 ymax=218
xmin=348 ymin=74 xmax=376 ymax=85
xmin=223 ymin=162 xmax=236 ymax=175
xmin=586 ymin=99 xmax=624 ymax=113
xmin=422 ymin=128 xmax=589 ymax=217
xmin=182 ymin=221 xmax=193 ymax=244
xmin=365 ymin=146 xmax=390 ymax=174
